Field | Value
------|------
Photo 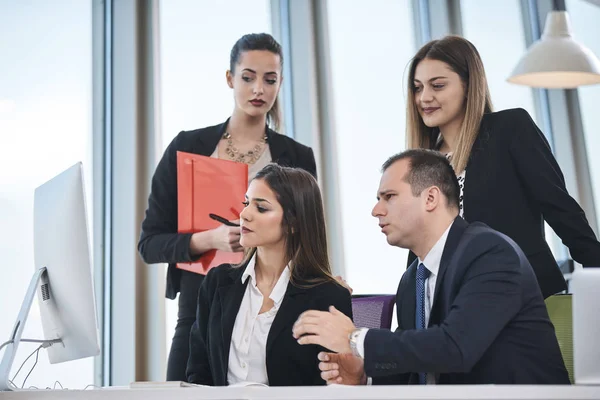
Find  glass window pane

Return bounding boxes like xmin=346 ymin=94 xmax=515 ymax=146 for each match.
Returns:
xmin=159 ymin=0 xmax=271 ymax=359
xmin=567 ymin=0 xmax=600 ymax=237
xmin=461 ymin=0 xmax=537 ymax=116
xmin=160 ymin=0 xmax=272 ymax=148
xmin=0 ymin=0 xmax=93 ymax=388
xmin=327 ymin=0 xmax=415 ymax=295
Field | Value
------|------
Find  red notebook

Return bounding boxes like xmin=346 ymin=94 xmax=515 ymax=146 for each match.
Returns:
xmin=176 ymin=151 xmax=248 ymax=274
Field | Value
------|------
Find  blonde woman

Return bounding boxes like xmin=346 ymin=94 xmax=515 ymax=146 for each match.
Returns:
xmin=406 ymin=35 xmax=600 ymax=298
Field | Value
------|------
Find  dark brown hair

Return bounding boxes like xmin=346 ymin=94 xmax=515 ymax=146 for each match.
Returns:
xmin=237 ymin=164 xmax=336 ymax=287
xmin=382 ymin=149 xmax=460 ymax=211
xmin=230 ymin=33 xmax=283 ymax=131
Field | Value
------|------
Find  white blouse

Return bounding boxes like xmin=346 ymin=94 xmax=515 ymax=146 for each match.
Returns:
xmin=226 ymin=255 xmax=291 ymax=385
xmin=445 ymin=152 xmax=466 ymax=217
xmin=457 ymin=169 xmax=465 ymax=218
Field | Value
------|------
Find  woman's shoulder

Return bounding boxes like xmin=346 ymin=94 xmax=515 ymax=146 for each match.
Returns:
xmin=203 ymin=263 xmax=243 ymax=287
xmin=268 ymin=128 xmax=313 ymax=153
xmin=305 ymin=279 xmax=351 ymax=300
xmin=302 ymin=279 xmax=352 ymax=317
xmin=479 ymin=108 xmax=538 ymax=143
xmin=166 ymin=121 xmax=226 ymax=152
xmin=482 ymin=108 xmax=535 ymax=129
xmin=268 ymin=129 xmax=317 ymax=176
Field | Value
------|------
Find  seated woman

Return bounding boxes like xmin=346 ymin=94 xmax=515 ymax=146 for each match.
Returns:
xmin=186 ymin=164 xmax=353 ymax=386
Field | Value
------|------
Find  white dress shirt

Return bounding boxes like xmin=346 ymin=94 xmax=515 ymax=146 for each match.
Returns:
xmin=357 ymin=223 xmax=453 ymax=384
xmin=418 ymin=223 xmax=451 ymax=327
xmin=227 ymin=254 xmax=291 ymax=385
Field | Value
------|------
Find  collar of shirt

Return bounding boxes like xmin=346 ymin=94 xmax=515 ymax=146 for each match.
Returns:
xmin=418 ymin=222 xmax=453 ymax=277
xmin=241 ymin=254 xmax=291 ymax=307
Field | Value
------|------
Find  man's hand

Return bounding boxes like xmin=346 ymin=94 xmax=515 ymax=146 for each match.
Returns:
xmin=292 ymin=306 xmax=355 ymax=353
xmin=318 ymin=352 xmax=367 ymax=385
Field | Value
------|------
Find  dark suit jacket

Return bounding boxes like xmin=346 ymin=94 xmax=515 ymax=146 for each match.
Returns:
xmin=410 ymin=108 xmax=600 ymax=298
xmin=137 ymin=120 xmax=317 ymax=299
xmin=370 ymin=217 xmax=570 ymax=385
xmin=186 ymin=263 xmax=353 ymax=386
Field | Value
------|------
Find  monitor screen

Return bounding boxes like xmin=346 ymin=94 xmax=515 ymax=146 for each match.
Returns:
xmin=33 ymin=162 xmax=100 ymax=364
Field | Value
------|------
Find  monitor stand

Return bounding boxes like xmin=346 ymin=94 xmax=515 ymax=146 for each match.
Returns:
xmin=0 ymin=267 xmax=61 ymax=391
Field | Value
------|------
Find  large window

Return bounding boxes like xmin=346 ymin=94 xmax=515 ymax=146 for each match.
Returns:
xmin=327 ymin=0 xmax=416 ymax=295
xmin=567 ymin=0 xmax=600 ymax=234
xmin=158 ymin=0 xmax=272 ymax=357
xmin=461 ymin=0 xmax=537 ymax=115
xmin=0 ymin=0 xmax=93 ymax=389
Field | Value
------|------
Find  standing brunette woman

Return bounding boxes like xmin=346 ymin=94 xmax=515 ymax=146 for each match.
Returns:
xmin=138 ymin=33 xmax=317 ymax=381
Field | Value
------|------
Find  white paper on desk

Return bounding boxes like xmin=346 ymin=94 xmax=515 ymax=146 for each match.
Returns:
xmin=325 ymin=383 xmax=357 ymax=388
xmin=229 ymin=381 xmax=268 ymax=387
xmin=129 ymin=381 xmax=209 ymax=389
xmin=130 ymin=381 xmax=268 ymax=389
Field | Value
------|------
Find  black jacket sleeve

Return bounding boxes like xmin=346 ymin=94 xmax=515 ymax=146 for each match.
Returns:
xmin=322 ymin=282 xmax=353 ymax=319
xmin=138 ymin=133 xmax=200 ymax=264
xmin=304 ymin=147 xmax=317 ymax=180
xmin=310 ymin=282 xmax=353 ymax=385
xmin=508 ymin=108 xmax=600 ymax=265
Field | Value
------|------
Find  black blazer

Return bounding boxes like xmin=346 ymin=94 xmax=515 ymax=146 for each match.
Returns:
xmin=369 ymin=217 xmax=570 ymax=385
xmin=410 ymin=108 xmax=600 ymax=298
xmin=186 ymin=263 xmax=353 ymax=386
xmin=137 ymin=120 xmax=317 ymax=299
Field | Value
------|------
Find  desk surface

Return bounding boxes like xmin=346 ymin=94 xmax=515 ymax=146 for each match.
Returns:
xmin=2 ymin=385 xmax=600 ymax=400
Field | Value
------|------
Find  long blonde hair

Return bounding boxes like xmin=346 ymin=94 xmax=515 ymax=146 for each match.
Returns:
xmin=406 ymin=35 xmax=493 ymax=174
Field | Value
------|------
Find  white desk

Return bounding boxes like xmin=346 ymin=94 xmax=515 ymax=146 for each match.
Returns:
xmin=2 ymin=385 xmax=599 ymax=400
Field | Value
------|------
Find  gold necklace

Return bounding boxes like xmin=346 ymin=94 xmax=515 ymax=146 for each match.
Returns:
xmin=223 ymin=132 xmax=268 ymax=164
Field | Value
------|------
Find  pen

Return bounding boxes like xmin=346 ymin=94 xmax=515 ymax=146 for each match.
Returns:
xmin=209 ymin=213 xmax=240 ymax=227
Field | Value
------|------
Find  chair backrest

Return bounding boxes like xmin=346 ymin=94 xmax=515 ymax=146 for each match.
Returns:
xmin=545 ymin=294 xmax=573 ymax=383
xmin=351 ymin=295 xmax=395 ymax=329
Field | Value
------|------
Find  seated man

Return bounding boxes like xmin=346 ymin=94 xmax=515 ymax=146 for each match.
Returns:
xmin=293 ymin=149 xmax=569 ymax=385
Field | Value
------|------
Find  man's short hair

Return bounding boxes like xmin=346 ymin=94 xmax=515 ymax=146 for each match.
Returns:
xmin=382 ymin=149 xmax=460 ymax=210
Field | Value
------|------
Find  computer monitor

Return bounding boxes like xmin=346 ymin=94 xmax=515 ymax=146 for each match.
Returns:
xmin=572 ymin=268 xmax=600 ymax=384
xmin=0 ymin=162 xmax=100 ymax=391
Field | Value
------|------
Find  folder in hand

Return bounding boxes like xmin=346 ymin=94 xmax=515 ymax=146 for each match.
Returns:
xmin=176 ymin=151 xmax=248 ymax=275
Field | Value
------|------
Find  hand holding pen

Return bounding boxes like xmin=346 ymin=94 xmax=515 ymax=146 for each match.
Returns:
xmin=207 ymin=213 xmax=243 ymax=252
xmin=209 ymin=213 xmax=240 ymax=227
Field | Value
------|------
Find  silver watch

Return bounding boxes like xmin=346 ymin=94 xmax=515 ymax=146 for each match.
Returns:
xmin=348 ymin=328 xmax=363 ymax=358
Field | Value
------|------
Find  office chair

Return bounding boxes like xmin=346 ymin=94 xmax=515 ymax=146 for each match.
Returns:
xmin=351 ymin=295 xmax=395 ymax=330
xmin=545 ymin=294 xmax=574 ymax=383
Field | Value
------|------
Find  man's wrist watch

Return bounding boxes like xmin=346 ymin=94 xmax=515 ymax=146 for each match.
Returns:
xmin=349 ymin=328 xmax=363 ymax=358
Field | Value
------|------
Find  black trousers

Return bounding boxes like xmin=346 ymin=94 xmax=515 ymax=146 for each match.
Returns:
xmin=166 ymin=270 xmax=205 ymax=382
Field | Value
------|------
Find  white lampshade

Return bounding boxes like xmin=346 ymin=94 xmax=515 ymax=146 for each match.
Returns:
xmin=508 ymin=11 xmax=600 ymax=88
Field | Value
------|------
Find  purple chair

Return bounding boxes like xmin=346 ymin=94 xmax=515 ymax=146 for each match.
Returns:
xmin=351 ymin=295 xmax=396 ymax=329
